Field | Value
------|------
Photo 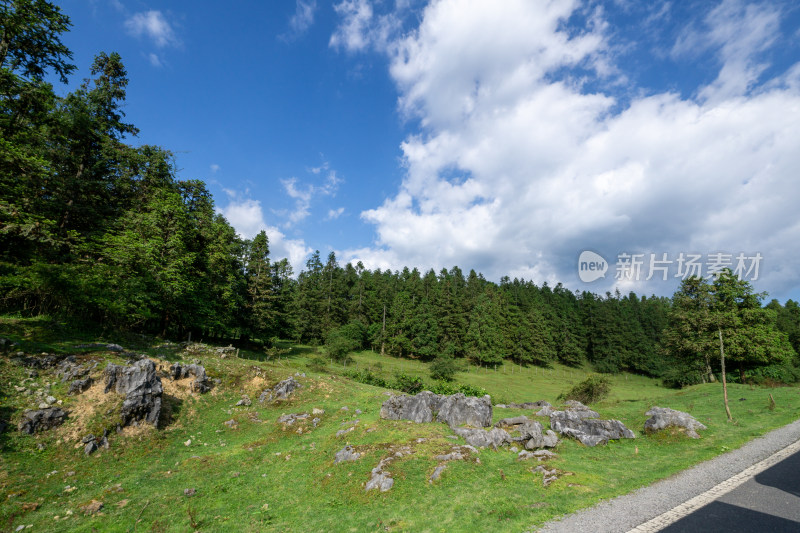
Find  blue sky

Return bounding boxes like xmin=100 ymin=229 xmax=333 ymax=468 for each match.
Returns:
xmin=54 ymin=1 xmax=800 ymax=302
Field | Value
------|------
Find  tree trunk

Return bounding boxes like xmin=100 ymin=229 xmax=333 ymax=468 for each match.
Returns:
xmin=704 ymin=354 xmax=716 ymax=383
xmin=719 ymin=328 xmax=732 ymax=422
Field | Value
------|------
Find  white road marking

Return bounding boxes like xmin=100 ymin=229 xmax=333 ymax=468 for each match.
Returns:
xmin=627 ymin=438 xmax=800 ymax=533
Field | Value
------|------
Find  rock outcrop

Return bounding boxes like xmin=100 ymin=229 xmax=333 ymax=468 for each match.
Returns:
xmin=451 ymin=426 xmax=511 ymax=449
xmin=380 ymin=392 xmax=492 ymax=428
xmin=550 ymin=403 xmax=634 ymax=447
xmin=18 ymin=407 xmax=68 ymax=434
xmin=104 ymin=359 xmax=163 ymax=428
xmin=334 ymin=445 xmax=361 ymax=464
xmin=170 ymin=363 xmax=211 ymax=393
xmin=518 ymin=420 xmax=560 ymax=449
xmin=494 ymin=416 xmax=559 ymax=449
xmin=644 ymin=407 xmax=707 ymax=439
xmin=259 ymin=376 xmax=301 ymax=403
xmin=68 ymin=377 xmax=94 ymax=395
xmin=365 ymin=446 xmax=413 ymax=492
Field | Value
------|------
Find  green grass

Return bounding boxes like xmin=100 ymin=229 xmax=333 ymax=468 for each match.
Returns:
xmin=1 ymin=317 xmax=799 ymax=532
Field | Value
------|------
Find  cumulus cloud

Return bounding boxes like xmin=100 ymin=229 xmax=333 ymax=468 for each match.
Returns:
xmin=125 ymin=10 xmax=180 ymax=48
xmin=329 ymin=0 xmax=401 ymax=52
xmin=215 ymin=193 xmax=312 ymax=275
xmin=334 ymin=0 xmax=800 ymax=298
xmin=287 ymin=0 xmax=317 ymax=37
xmin=281 ymin=166 xmax=342 ymax=226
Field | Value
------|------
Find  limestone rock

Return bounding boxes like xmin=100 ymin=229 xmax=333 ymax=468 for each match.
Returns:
xmin=68 ymin=377 xmax=93 ymax=395
xmin=451 ymin=426 xmax=511 ymax=449
xmin=170 ymin=363 xmax=210 ymax=393
xmin=380 ymin=392 xmax=492 ymax=428
xmin=518 ymin=420 xmax=560 ymax=449
xmin=18 ymin=407 xmax=68 ymax=434
xmin=236 ymin=395 xmax=252 ymax=406
xmin=429 ymin=464 xmax=447 ymax=483
xmin=334 ymin=445 xmax=361 ymax=464
xmin=104 ymin=359 xmax=163 ymax=428
xmin=259 ymin=376 xmax=301 ymax=403
xmin=644 ymin=407 xmax=707 ymax=439
xmin=550 ymin=409 xmax=635 ymax=447
xmin=496 ymin=415 xmax=529 ymax=427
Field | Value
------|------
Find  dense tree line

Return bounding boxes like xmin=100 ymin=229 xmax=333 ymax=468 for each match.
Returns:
xmin=2 ymin=1 xmax=798 ymax=386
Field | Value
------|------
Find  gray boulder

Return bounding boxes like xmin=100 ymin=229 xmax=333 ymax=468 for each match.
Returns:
xmin=379 ymin=391 xmax=439 ymax=423
xmin=436 ymin=394 xmax=492 ymax=427
xmin=18 ymin=407 xmax=68 ymax=434
xmin=380 ymin=392 xmax=492 ymax=428
xmin=644 ymin=407 xmax=707 ymax=439
xmin=68 ymin=377 xmax=94 ymax=395
xmin=259 ymin=376 xmax=301 ymax=403
xmin=451 ymin=426 xmax=511 ymax=449
xmin=334 ymin=445 xmax=361 ymax=464
xmin=564 ymin=400 xmax=601 ymax=419
xmin=496 ymin=415 xmax=529 ymax=426
xmin=550 ymin=410 xmax=635 ymax=447
xmin=170 ymin=363 xmax=211 ymax=393
xmin=104 ymin=359 xmax=163 ymax=428
xmin=519 ymin=420 xmax=559 ymax=449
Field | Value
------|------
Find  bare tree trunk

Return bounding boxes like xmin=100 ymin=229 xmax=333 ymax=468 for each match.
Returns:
xmin=704 ymin=354 xmax=716 ymax=383
xmin=719 ymin=328 xmax=732 ymax=422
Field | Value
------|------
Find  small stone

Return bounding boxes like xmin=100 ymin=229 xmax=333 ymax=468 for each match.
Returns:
xmin=184 ymin=488 xmax=196 ymax=497
xmin=312 ymin=408 xmax=324 ymax=415
xmin=184 ymin=439 xmax=192 ymax=446
xmin=45 ymin=395 xmax=56 ymax=405
xmin=429 ymin=464 xmax=447 ymax=483
xmin=80 ymin=500 xmax=103 ymax=515
xmin=223 ymin=419 xmax=238 ymax=429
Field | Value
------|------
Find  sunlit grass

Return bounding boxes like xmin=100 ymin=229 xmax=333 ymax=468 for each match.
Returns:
xmin=1 ymin=316 xmax=799 ymax=532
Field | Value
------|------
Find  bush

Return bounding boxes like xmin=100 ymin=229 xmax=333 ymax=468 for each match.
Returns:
xmin=429 ymin=354 xmax=458 ymax=382
xmin=307 ymin=355 xmax=329 ymax=372
xmin=342 ymin=368 xmax=389 ymax=388
xmin=559 ymin=374 xmax=611 ymax=405
xmin=393 ymin=372 xmax=424 ymax=394
xmin=662 ymin=365 xmax=704 ymax=389
xmin=325 ymin=321 xmax=367 ymax=363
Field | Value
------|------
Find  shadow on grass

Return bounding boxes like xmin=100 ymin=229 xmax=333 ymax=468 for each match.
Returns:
xmin=238 ymin=343 xmax=319 ymax=363
xmin=0 ymin=404 xmax=13 ymax=453
xmin=159 ymin=394 xmax=184 ymax=428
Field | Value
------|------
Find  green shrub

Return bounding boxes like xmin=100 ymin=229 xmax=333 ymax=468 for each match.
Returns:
xmin=559 ymin=374 xmax=611 ymax=405
xmin=393 ymin=372 xmax=424 ymax=394
xmin=429 ymin=354 xmax=459 ymax=382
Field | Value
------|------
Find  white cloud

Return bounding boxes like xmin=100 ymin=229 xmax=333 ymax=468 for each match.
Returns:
xmin=147 ymin=53 xmax=162 ymax=67
xmin=329 ymin=0 xmax=401 ymax=52
xmin=334 ymin=0 xmax=800 ymax=298
xmin=216 ymin=193 xmax=312 ymax=275
xmin=673 ymin=0 xmax=781 ymax=102
xmin=288 ymin=0 xmax=317 ymax=36
xmin=125 ymin=10 xmax=179 ymax=48
xmin=327 ymin=207 xmax=346 ymax=219
xmin=281 ymin=166 xmax=343 ymax=226
xmin=210 ymin=164 xmax=220 ymax=174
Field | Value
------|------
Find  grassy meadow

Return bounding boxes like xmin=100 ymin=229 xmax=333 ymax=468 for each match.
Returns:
xmin=1 ymin=317 xmax=799 ymax=532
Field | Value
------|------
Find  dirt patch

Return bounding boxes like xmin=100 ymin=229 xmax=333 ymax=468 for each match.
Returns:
xmin=57 ymin=379 xmax=120 ymax=443
xmin=161 ymin=376 xmax=195 ymax=401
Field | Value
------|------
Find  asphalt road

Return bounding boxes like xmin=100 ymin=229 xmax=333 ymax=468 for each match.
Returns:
xmin=537 ymin=418 xmax=800 ymax=533
xmin=660 ymin=447 xmax=800 ymax=532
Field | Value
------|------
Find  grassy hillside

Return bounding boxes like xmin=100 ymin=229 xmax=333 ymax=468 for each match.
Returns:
xmin=1 ymin=317 xmax=799 ymax=532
